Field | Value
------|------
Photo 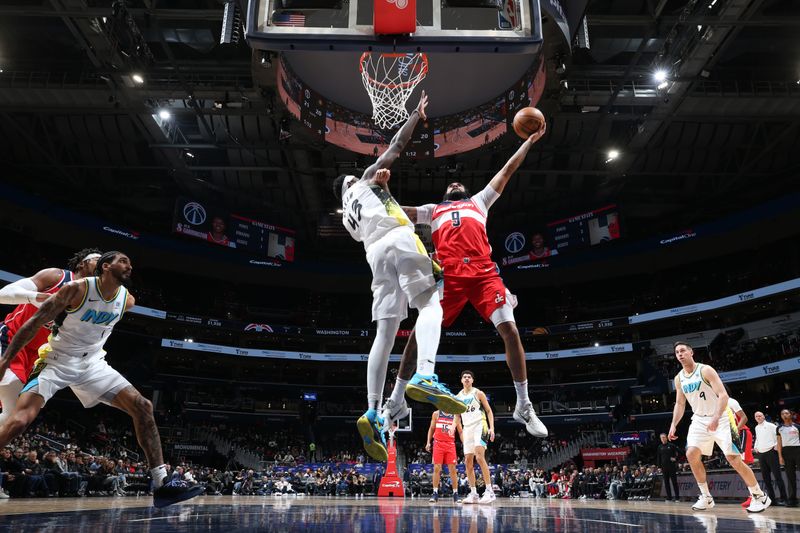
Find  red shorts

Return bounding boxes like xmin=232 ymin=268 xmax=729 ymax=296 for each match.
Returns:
xmin=441 ymin=271 xmax=509 ymax=327
xmin=432 ymin=441 xmax=457 ymax=465
xmin=0 ymin=324 xmax=40 ymax=383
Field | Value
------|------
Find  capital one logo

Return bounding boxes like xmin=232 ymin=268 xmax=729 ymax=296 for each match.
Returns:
xmin=505 ymin=232 xmax=526 ymax=253
xmin=183 ymin=202 xmax=207 ymax=226
xmin=386 ymin=0 xmax=408 ymax=9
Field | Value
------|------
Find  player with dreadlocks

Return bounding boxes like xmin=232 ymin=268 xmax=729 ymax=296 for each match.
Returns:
xmin=0 ymin=247 xmax=101 ymax=424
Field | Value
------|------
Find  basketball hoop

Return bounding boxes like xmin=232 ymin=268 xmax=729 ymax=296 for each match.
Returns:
xmin=360 ymin=52 xmax=428 ymax=130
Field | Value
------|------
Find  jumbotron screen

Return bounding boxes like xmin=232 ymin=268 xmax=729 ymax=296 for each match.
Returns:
xmin=172 ymin=197 xmax=295 ymax=262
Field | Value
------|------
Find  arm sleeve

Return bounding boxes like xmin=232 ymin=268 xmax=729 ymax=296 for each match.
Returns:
xmin=415 ymin=204 xmax=436 ymax=226
xmin=0 ymin=277 xmax=39 ymax=305
xmin=472 ymin=185 xmax=501 ymax=214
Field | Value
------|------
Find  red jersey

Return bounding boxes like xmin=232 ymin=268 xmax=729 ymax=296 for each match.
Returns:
xmin=433 ymin=411 xmax=456 ymax=444
xmin=3 ymin=270 xmax=73 ymax=381
xmin=417 ymin=186 xmax=499 ymax=277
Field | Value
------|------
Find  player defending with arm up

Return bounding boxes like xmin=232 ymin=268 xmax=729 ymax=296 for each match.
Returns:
xmin=384 ymin=128 xmax=548 ymax=438
xmin=333 ymin=92 xmax=465 ymax=463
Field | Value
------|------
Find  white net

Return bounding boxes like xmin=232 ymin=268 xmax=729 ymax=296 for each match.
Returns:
xmin=360 ymin=52 xmax=428 ymax=130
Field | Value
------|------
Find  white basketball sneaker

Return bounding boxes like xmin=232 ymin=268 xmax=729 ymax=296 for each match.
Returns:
xmin=479 ymin=490 xmax=496 ymax=504
xmin=462 ymin=492 xmax=480 ymax=504
xmin=692 ymin=494 xmax=715 ymax=511
xmin=381 ymin=397 xmax=409 ymax=432
xmin=513 ymin=402 xmax=548 ymax=437
xmin=746 ymin=493 xmax=772 ymax=513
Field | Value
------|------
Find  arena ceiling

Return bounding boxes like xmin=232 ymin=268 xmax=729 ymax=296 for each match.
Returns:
xmin=0 ymin=0 xmax=798 ymax=260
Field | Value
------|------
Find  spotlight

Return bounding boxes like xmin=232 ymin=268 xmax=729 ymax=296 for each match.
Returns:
xmin=653 ymin=70 xmax=668 ymax=83
xmin=184 ymin=338 xmax=194 ymax=343
xmin=657 ymin=81 xmax=669 ymax=90
xmin=606 ymin=149 xmax=620 ymax=162
xmin=594 ymin=342 xmax=600 ymax=347
xmin=131 ymin=73 xmax=144 ymax=84
xmin=158 ymin=109 xmax=171 ymax=120
xmin=185 ymin=151 xmax=195 ymax=159
xmin=336 ymin=208 xmax=344 ymax=214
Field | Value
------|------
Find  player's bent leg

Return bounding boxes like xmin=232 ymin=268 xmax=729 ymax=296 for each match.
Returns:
xmin=0 ymin=391 xmax=44 ymax=447
xmin=727 ymin=454 xmax=772 ymax=513
xmin=111 ymin=386 xmax=204 ymax=507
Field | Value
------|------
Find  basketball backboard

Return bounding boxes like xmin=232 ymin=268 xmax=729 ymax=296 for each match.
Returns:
xmin=246 ymin=0 xmax=542 ymax=53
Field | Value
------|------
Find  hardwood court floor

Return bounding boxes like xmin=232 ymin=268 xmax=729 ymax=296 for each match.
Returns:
xmin=1 ymin=495 xmax=799 ymax=532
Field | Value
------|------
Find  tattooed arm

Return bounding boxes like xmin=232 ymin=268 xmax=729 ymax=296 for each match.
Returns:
xmin=0 ymin=281 xmax=83 ymax=375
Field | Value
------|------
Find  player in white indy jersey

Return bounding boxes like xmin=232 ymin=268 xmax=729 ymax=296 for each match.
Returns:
xmin=0 ymin=251 xmax=203 ymax=508
xmin=333 ymin=91 xmax=465 ymax=462
xmin=668 ymin=341 xmax=770 ymax=513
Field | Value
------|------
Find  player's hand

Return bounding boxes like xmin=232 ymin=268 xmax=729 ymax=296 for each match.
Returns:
xmin=425 ymin=442 xmax=431 ymax=452
xmin=527 ymin=121 xmax=546 ymax=144
xmin=707 ymin=419 xmax=719 ymax=432
xmin=779 ymin=456 xmax=785 ymax=466
xmin=489 ymin=429 xmax=495 ymax=442
xmin=668 ymin=425 xmax=678 ymax=441
xmin=375 ymin=168 xmax=391 ymax=186
xmin=416 ymin=90 xmax=428 ymax=121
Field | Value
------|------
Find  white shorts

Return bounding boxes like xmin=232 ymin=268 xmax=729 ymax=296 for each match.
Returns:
xmin=0 ymin=368 xmax=22 ymax=387
xmin=366 ymin=228 xmax=436 ymax=321
xmin=21 ymin=351 xmax=132 ymax=408
xmin=686 ymin=415 xmax=740 ymax=457
xmin=462 ymin=422 xmax=489 ymax=455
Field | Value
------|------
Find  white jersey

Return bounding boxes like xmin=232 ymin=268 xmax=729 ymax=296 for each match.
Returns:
xmin=677 ymin=363 xmax=721 ymax=419
xmin=457 ymin=387 xmax=487 ymax=427
xmin=341 ymin=179 xmax=414 ymax=252
xmin=47 ymin=277 xmax=128 ymax=359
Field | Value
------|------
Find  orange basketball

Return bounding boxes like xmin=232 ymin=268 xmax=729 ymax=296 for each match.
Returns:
xmin=513 ymin=107 xmax=545 ymax=139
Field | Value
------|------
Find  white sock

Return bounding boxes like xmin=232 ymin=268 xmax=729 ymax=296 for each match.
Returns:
xmin=390 ymin=378 xmax=409 ymax=404
xmin=514 ymin=380 xmax=529 ymax=407
xmin=748 ymin=484 xmax=765 ymax=498
xmin=432 ymin=488 xmax=438 ymax=494
xmin=367 ymin=317 xmax=402 ymax=411
xmin=151 ymin=465 xmax=168 ymax=488
xmin=413 ymin=290 xmax=442 ymax=376
xmin=471 ymin=488 xmax=478 ymax=495
xmin=698 ymin=482 xmax=711 ymax=497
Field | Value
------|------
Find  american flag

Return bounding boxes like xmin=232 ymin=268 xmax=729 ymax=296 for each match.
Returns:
xmin=273 ymin=12 xmax=306 ymax=27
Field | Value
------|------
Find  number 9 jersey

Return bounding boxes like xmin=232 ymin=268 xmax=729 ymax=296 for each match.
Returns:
xmin=341 ymin=179 xmax=414 ymax=252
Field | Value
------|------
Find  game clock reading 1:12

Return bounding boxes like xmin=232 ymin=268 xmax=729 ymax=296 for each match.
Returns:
xmin=300 ymin=86 xmax=326 ymax=140
xmin=403 ymin=120 xmax=434 ymax=160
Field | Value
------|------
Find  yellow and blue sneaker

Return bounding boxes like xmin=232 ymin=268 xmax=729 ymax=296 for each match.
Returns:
xmin=405 ymin=373 xmax=466 ymax=414
xmin=357 ymin=409 xmax=388 ymax=462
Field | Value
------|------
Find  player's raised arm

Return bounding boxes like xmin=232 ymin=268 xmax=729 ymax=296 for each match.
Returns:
xmin=0 ymin=281 xmax=84 ymax=373
xmin=363 ymin=91 xmax=428 ymax=181
xmin=0 ymin=268 xmax=64 ymax=306
xmin=486 ymin=125 xmax=546 ymax=196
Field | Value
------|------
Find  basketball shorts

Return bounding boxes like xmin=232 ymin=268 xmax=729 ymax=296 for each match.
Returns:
xmin=0 ymin=323 xmax=49 ymax=384
xmin=21 ymin=346 xmax=131 ymax=408
xmin=366 ymin=227 xmax=437 ymax=321
xmin=462 ymin=422 xmax=489 ymax=455
xmin=433 ymin=441 xmax=457 ymax=465
xmin=441 ymin=270 xmax=516 ymax=328
xmin=686 ymin=414 xmax=740 ymax=456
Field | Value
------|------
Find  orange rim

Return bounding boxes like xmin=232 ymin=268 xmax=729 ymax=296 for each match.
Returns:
xmin=359 ymin=52 xmax=429 ymax=90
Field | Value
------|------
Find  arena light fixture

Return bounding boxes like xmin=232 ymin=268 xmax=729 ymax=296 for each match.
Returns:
xmin=131 ymin=73 xmax=144 ymax=84
xmin=653 ymin=69 xmax=668 ymax=83
xmin=657 ymin=80 xmax=669 ymax=90
xmin=158 ymin=109 xmax=171 ymax=120
xmin=606 ymin=149 xmax=620 ymax=163
xmin=594 ymin=342 xmax=600 ymax=347
xmin=336 ymin=208 xmax=344 ymax=214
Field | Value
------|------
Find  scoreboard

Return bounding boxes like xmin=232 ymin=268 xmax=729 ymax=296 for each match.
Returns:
xmin=546 ymin=204 xmax=621 ymax=253
xmin=173 ymin=198 xmax=295 ymax=261
xmin=402 ymin=120 xmax=434 ymax=160
xmin=300 ymin=87 xmax=326 ymax=139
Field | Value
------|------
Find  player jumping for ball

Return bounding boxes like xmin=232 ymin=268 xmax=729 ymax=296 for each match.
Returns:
xmin=384 ymin=128 xmax=548 ymax=437
xmin=334 ymin=91 xmax=466 ymax=462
